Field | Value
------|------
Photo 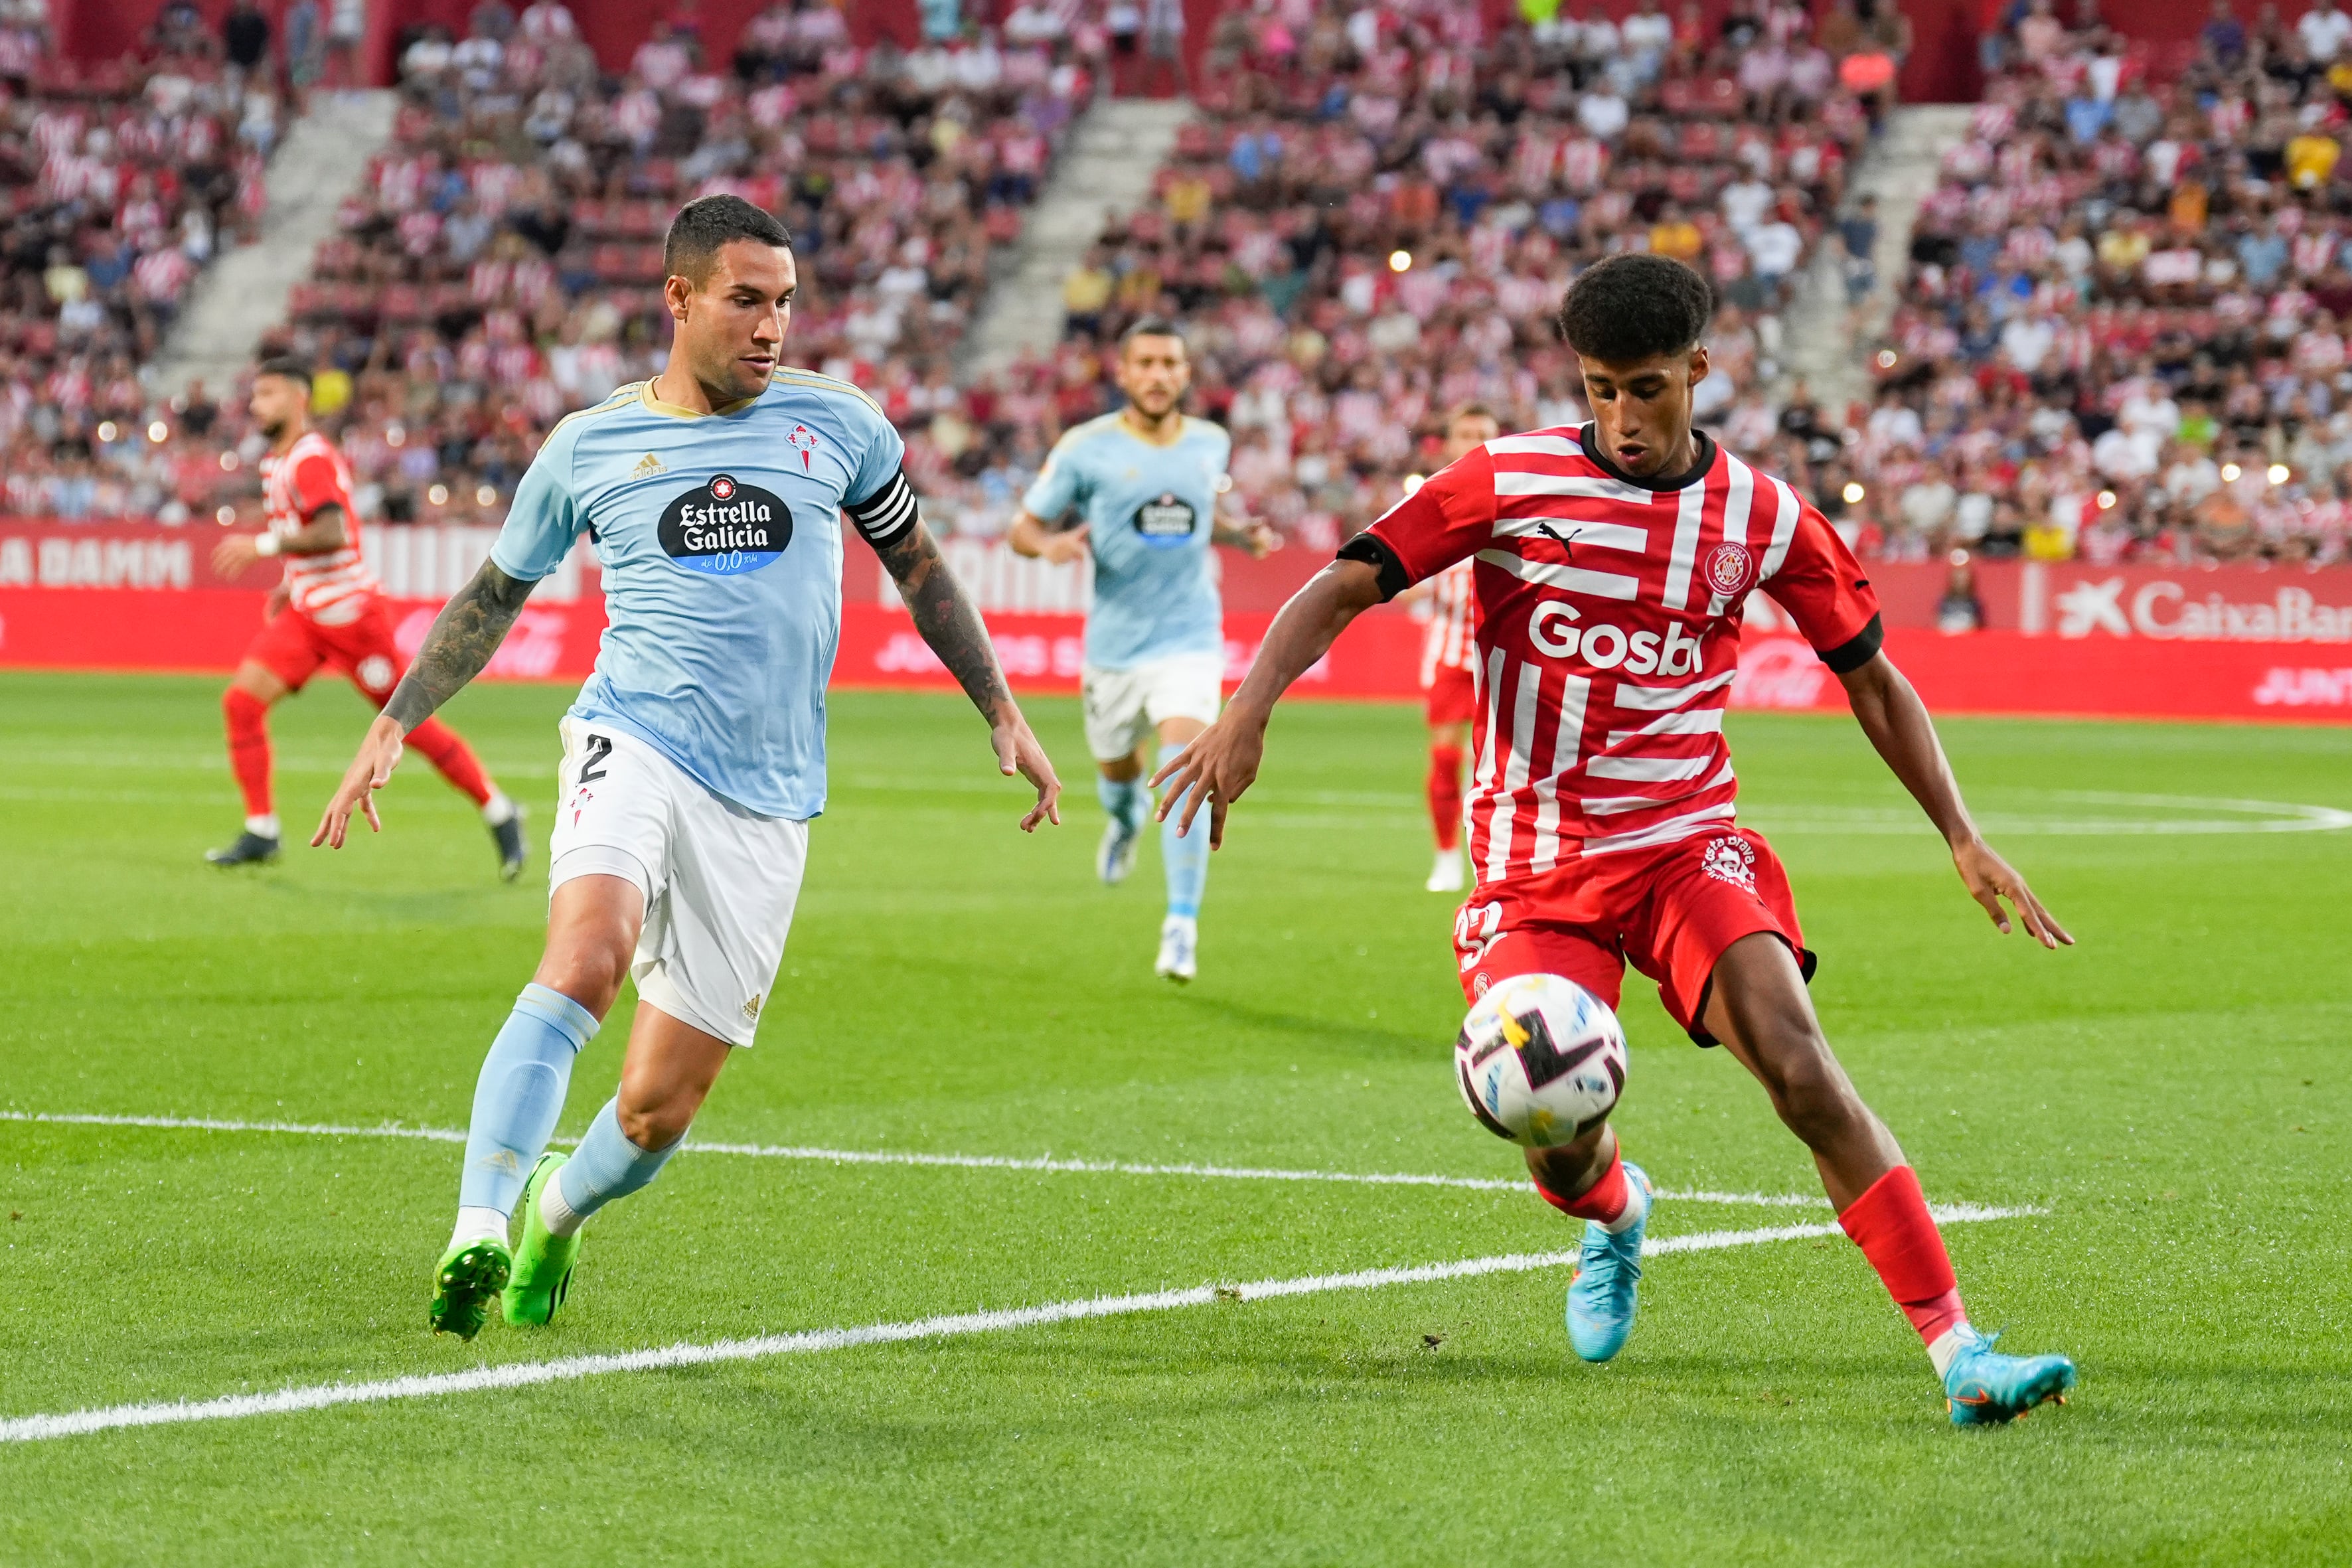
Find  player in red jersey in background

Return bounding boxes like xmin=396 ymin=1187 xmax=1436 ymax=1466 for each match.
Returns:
xmin=1397 ymin=403 xmax=1500 ymax=893
xmin=1157 ymin=256 xmax=2079 ymax=1425
xmin=204 ymin=358 xmax=524 ymax=876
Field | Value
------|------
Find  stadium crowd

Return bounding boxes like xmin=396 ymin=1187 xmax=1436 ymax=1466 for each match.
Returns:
xmin=1859 ymin=0 xmax=2352 ymax=566
xmin=13 ymin=0 xmax=1095 ymax=530
xmin=0 ymin=0 xmax=283 ymax=521
xmin=1004 ymin=0 xmax=1886 ymax=552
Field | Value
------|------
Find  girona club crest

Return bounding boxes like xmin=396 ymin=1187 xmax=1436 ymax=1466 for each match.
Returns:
xmin=1703 ymin=541 xmax=1756 ymax=597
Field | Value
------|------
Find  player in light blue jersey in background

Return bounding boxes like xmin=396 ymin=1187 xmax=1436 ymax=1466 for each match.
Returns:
xmin=1008 ymin=319 xmax=1275 ymax=982
xmin=315 ymin=196 xmax=1061 ymax=1340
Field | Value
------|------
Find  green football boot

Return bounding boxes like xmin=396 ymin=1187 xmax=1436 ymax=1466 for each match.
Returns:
xmin=503 ymin=1152 xmax=580 ymax=1327
xmin=428 ymin=1235 xmax=511 ymax=1340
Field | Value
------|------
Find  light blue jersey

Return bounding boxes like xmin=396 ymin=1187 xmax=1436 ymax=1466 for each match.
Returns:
xmin=1021 ymin=413 xmax=1230 ymax=669
xmin=491 ymin=374 xmax=909 ymax=819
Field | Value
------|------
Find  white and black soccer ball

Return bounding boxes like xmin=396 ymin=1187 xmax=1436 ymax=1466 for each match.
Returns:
xmin=1453 ymin=974 xmax=1628 ymax=1149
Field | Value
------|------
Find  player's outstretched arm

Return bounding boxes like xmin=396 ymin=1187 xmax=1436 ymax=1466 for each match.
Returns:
xmin=209 ymin=503 xmax=350 ymax=578
xmin=1837 ymin=652 xmax=2073 ymax=949
xmin=1150 ymin=558 xmax=1385 ymax=848
xmin=313 ymin=560 xmax=536 ymax=848
xmin=876 ymin=520 xmax=1062 ymax=832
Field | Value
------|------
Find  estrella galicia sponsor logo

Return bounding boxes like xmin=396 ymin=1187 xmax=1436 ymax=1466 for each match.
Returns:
xmin=1133 ymin=491 xmax=1197 ymax=548
xmin=658 ymin=473 xmax=791 ymax=575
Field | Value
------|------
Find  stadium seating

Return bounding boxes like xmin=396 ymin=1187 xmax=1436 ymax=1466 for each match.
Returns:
xmin=1020 ymin=0 xmax=1872 ymax=552
xmin=1858 ymin=3 xmax=2352 ymax=566
xmin=0 ymin=13 xmax=281 ymax=521
xmin=206 ymin=3 xmax=1093 ymax=528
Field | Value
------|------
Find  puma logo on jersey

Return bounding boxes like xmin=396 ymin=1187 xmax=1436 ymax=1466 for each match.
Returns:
xmin=632 ymin=453 xmax=666 ymax=478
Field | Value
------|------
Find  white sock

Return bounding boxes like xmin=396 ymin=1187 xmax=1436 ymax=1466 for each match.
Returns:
xmin=450 ymin=1206 xmax=510 ymax=1249
xmin=540 ymin=1168 xmax=586 ymax=1237
xmin=1600 ymin=1171 xmax=1651 ymax=1235
xmin=1926 ymin=1322 xmax=1975 ymax=1379
xmin=480 ymin=791 xmax=516 ymax=826
xmin=245 ymin=813 xmax=281 ymax=838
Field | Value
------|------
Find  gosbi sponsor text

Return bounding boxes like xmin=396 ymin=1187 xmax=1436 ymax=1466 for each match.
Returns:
xmin=1526 ymin=600 xmax=1705 ymax=676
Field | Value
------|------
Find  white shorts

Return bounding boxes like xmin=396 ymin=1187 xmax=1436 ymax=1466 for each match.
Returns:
xmin=1081 ymin=653 xmax=1223 ymax=761
xmin=548 ymin=717 xmax=807 ymax=1048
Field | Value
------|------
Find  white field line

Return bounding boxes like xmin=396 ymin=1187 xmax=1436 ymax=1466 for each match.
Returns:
xmin=0 ymin=1206 xmax=2038 ymax=1446
xmin=0 ymin=1110 xmax=1828 ymax=1208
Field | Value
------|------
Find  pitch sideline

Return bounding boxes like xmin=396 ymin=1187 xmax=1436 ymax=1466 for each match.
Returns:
xmin=0 ymin=1109 xmax=1833 ymax=1208
xmin=0 ymin=1207 xmax=2039 ymax=1446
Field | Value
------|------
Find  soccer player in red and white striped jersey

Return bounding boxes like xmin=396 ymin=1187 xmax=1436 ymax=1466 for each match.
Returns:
xmin=205 ymin=358 xmax=523 ymax=876
xmin=1395 ymin=403 xmax=1499 ymax=893
xmin=1157 ymin=256 xmax=2080 ymax=1423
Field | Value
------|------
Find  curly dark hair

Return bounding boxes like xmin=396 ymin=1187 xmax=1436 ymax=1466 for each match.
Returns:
xmin=1556 ymin=254 xmax=1717 ymax=363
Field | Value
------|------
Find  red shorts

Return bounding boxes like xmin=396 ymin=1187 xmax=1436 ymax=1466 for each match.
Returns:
xmin=245 ymin=597 xmax=404 ymax=704
xmin=1424 ymin=661 xmax=1476 ymax=727
xmin=1450 ymin=826 xmax=1815 ymax=1046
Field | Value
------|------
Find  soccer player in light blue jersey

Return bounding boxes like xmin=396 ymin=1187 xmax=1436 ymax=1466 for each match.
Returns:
xmin=1008 ymin=319 xmax=1275 ymax=982
xmin=314 ymin=196 xmax=1063 ymax=1340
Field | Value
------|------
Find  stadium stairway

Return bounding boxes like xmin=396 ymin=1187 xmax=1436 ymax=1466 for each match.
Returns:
xmin=151 ymin=90 xmax=400 ymax=400
xmin=962 ymin=98 xmax=1195 ymax=372
xmin=1777 ymin=102 xmax=1970 ymax=411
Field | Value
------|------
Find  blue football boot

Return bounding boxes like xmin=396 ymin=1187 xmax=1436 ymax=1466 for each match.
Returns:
xmin=1942 ymin=1326 xmax=2077 ymax=1425
xmin=1565 ymin=1162 xmax=1651 ymax=1363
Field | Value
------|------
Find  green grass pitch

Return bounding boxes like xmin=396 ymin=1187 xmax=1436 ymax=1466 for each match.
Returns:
xmin=1 ymin=670 xmax=2347 ymax=1565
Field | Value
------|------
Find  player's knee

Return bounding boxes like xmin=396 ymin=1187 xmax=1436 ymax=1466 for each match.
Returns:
xmin=1766 ymin=1050 xmax=1865 ymax=1147
xmin=531 ymin=945 xmax=629 ymax=1019
xmin=616 ymin=1093 xmax=690 ymax=1151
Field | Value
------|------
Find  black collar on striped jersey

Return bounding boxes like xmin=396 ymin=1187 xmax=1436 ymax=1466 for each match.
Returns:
xmin=1576 ymin=423 xmax=1717 ymax=493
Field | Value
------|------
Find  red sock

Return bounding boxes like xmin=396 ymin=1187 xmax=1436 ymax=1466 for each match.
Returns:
xmin=1534 ymin=1149 xmax=1631 ymax=1225
xmin=222 ymin=687 xmax=272 ymax=818
xmin=1427 ymin=745 xmax=1464 ymax=851
xmin=402 ymin=718 xmax=494 ymax=807
xmin=1838 ymin=1166 xmax=1968 ymax=1345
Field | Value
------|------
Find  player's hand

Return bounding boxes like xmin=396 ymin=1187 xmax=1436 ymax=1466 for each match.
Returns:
xmin=1236 ymin=522 xmax=1280 ymax=560
xmin=1039 ymin=524 xmax=1090 ymax=566
xmin=992 ymin=710 xmax=1062 ymax=832
xmin=1148 ymin=709 xmax=1265 ymax=850
xmin=313 ymin=714 xmax=406 ymax=848
xmin=1952 ymin=836 xmax=2071 ymax=949
xmin=210 ymin=534 xmax=264 ymax=578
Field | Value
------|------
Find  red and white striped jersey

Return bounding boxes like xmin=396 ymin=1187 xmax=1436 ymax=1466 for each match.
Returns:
xmin=1357 ymin=426 xmax=1880 ymax=886
xmin=263 ymin=430 xmax=379 ymax=626
xmin=1419 ymin=558 xmax=1478 ymax=686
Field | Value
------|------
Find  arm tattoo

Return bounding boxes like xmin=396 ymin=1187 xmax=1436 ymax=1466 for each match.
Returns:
xmin=876 ymin=522 xmax=1012 ymax=721
xmin=382 ymin=560 xmax=536 ymax=731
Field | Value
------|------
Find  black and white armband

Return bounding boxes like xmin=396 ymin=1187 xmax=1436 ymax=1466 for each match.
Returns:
xmin=844 ymin=467 xmax=921 ymax=550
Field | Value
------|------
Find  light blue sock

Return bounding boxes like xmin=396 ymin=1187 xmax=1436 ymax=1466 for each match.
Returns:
xmin=1158 ymin=742 xmax=1208 ymax=919
xmin=1097 ymin=773 xmax=1146 ymax=835
xmin=553 ymin=1097 xmax=684 ymax=1223
xmin=457 ymin=982 xmax=599 ymax=1215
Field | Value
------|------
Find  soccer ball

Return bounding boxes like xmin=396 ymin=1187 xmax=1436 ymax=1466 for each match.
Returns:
xmin=1453 ymin=973 xmax=1628 ymax=1148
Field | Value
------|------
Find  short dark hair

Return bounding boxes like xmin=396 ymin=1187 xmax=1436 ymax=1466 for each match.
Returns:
xmin=1447 ymin=401 xmax=1500 ymax=428
xmin=663 ymin=194 xmax=793 ymax=286
xmin=1556 ymin=254 xmax=1715 ymax=363
xmin=1119 ymin=315 xmax=1186 ymax=351
xmin=255 ymin=355 xmax=313 ymax=386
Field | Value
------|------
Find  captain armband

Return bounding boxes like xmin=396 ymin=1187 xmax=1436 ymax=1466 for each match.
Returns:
xmin=844 ymin=467 xmax=921 ymax=550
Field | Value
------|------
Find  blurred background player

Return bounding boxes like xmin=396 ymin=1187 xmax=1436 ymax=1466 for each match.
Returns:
xmin=1397 ymin=403 xmax=1502 ymax=894
xmin=205 ymin=357 xmax=522 ymax=876
xmin=1007 ymin=319 xmax=1275 ymax=982
xmin=1158 ymin=255 xmax=2079 ymax=1426
xmin=313 ymin=196 xmax=1061 ymax=1341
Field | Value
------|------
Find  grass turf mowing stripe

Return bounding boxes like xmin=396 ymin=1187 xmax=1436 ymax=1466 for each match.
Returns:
xmin=0 ymin=1208 xmax=2038 ymax=1446
xmin=0 ymin=1109 xmax=1828 ymax=1208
